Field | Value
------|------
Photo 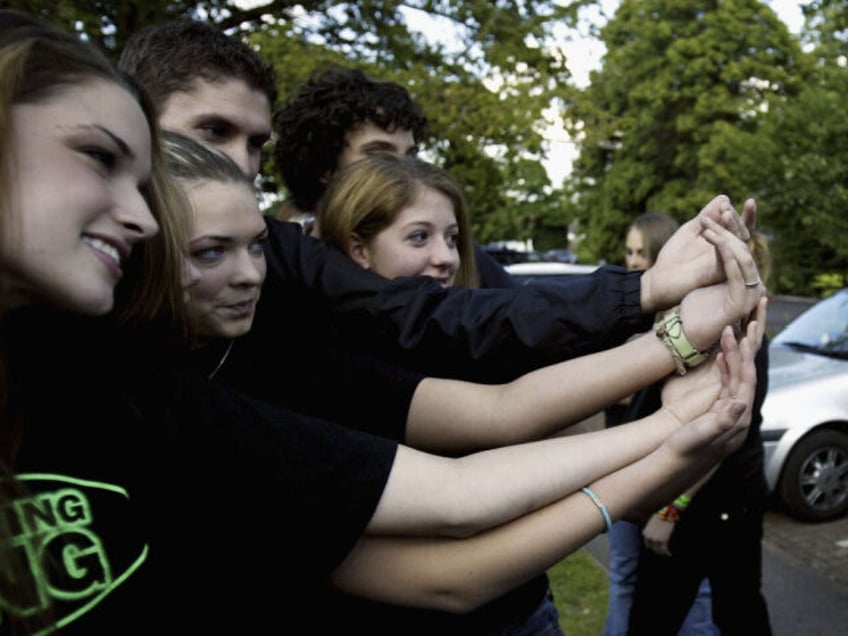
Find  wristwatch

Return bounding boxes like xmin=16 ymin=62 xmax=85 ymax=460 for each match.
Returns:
xmin=656 ymin=312 xmax=707 ymax=372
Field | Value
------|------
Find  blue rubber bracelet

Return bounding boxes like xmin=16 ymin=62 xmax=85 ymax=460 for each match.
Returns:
xmin=581 ymin=486 xmax=612 ymax=533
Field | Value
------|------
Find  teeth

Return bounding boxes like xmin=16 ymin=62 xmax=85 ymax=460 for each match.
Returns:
xmin=84 ymin=237 xmax=120 ymax=264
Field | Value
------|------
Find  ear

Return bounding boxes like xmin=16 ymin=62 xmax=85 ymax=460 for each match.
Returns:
xmin=348 ymin=233 xmax=371 ymax=270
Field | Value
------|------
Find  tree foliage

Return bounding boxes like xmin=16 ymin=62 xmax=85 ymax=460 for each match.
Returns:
xmin=562 ymin=0 xmax=809 ymax=270
xmin=5 ymin=0 xmax=588 ymax=244
xmin=753 ymin=0 xmax=848 ymax=295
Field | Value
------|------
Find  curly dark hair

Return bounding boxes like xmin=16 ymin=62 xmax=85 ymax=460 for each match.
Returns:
xmin=272 ymin=65 xmax=427 ymax=211
xmin=118 ymin=19 xmax=278 ymax=113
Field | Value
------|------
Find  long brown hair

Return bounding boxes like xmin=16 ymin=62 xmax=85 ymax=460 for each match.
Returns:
xmin=627 ymin=212 xmax=680 ymax=267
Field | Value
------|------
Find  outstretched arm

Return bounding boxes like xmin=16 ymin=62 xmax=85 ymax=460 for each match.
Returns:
xmin=332 ymin=326 xmax=758 ymax=612
xmin=263 ymin=197 xmax=755 ymax=381
xmin=405 ymin=225 xmax=764 ymax=453
xmin=366 ymin=321 xmax=759 ymax=539
xmin=406 ymin=329 xmax=676 ymax=452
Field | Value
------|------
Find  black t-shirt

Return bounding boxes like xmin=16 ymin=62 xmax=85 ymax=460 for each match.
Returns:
xmin=2 ymin=310 xmax=397 ymax=634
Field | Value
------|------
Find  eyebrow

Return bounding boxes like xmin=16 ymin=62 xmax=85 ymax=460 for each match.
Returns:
xmin=192 ymin=114 xmax=272 ymax=140
xmin=190 ymin=227 xmax=268 ymax=245
xmin=401 ymin=221 xmax=459 ymax=231
xmin=94 ymin=125 xmax=134 ymax=160
xmin=190 ymin=234 xmax=235 ymax=245
xmin=362 ymin=140 xmax=406 ymax=152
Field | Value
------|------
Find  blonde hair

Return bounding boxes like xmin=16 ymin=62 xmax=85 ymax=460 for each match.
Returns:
xmin=748 ymin=231 xmax=772 ymax=287
xmin=316 ymin=154 xmax=479 ymax=288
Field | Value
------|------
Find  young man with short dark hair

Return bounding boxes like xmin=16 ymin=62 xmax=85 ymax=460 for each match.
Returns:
xmin=120 ymin=19 xmax=276 ymax=180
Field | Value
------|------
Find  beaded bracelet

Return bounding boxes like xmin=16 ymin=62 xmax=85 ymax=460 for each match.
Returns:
xmin=581 ymin=486 xmax=612 ymax=533
xmin=656 ymin=504 xmax=681 ymax=523
xmin=656 ymin=494 xmax=692 ymax=523
xmin=673 ymin=494 xmax=692 ymax=510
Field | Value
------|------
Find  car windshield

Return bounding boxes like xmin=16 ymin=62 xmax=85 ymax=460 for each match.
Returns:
xmin=772 ymin=289 xmax=848 ymax=360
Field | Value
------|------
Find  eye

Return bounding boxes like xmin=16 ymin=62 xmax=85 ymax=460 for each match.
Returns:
xmin=248 ymin=236 xmax=268 ymax=255
xmin=445 ymin=232 xmax=459 ymax=249
xmin=406 ymin=231 xmax=429 ymax=246
xmin=81 ymin=146 xmax=117 ymax=172
xmin=191 ymin=246 xmax=224 ymax=264
xmin=249 ymin=135 xmax=270 ymax=152
xmin=197 ymin=125 xmax=230 ymax=142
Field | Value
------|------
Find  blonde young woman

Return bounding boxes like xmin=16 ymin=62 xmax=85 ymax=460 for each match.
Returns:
xmin=317 ymin=153 xmax=479 ymax=288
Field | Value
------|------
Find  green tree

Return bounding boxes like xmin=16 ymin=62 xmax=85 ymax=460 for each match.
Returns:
xmin=563 ymin=0 xmax=807 ymax=269
xmin=750 ymin=0 xmax=848 ymax=295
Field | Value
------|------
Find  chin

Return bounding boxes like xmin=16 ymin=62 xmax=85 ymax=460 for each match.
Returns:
xmin=71 ymin=292 xmax=115 ymax=316
xmin=223 ymin=324 xmax=253 ymax=340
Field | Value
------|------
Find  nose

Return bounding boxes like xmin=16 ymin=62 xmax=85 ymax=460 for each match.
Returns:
xmin=431 ymin=237 xmax=459 ymax=269
xmin=626 ymin=252 xmax=646 ymax=271
xmin=116 ymin=187 xmax=159 ymax=241
xmin=232 ymin=249 xmax=266 ymax=287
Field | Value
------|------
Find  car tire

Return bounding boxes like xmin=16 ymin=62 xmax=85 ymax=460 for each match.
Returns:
xmin=778 ymin=429 xmax=848 ymax=522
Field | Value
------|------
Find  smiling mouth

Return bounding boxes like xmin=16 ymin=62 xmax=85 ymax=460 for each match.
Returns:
xmin=83 ymin=237 xmax=121 ymax=265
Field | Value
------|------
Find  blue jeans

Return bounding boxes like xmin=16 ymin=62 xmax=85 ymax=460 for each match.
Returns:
xmin=603 ymin=520 xmax=717 ymax=635
xmin=498 ymin=588 xmax=564 ymax=636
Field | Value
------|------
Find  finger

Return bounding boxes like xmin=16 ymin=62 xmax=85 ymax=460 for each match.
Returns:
xmin=745 ymin=299 xmax=767 ymax=352
xmin=721 ymin=326 xmax=742 ymax=400
xmin=719 ymin=204 xmax=748 ymax=242
xmin=719 ymin=333 xmax=756 ymax=431
xmin=703 ymin=227 xmax=746 ymax=302
xmin=713 ymin=399 xmax=749 ymax=441
xmin=739 ymin=332 xmax=756 ymax=399
xmin=742 ymin=198 xmax=757 ymax=237
xmin=701 ymin=216 xmax=762 ymax=299
xmin=697 ymin=194 xmax=732 ymax=225
xmin=715 ymin=349 xmax=729 ymax=400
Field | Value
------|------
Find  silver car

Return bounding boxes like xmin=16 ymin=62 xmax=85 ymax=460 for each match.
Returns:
xmin=761 ymin=288 xmax=848 ymax=522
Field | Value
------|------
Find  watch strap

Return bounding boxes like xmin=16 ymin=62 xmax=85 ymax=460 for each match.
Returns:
xmin=656 ymin=312 xmax=706 ymax=374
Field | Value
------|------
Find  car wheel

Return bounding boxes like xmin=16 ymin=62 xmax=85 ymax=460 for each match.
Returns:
xmin=778 ymin=429 xmax=848 ymax=522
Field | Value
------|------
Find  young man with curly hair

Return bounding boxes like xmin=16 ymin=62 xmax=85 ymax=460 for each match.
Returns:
xmin=272 ymin=65 xmax=515 ymax=288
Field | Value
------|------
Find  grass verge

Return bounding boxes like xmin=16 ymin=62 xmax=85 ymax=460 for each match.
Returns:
xmin=548 ymin=548 xmax=609 ymax=635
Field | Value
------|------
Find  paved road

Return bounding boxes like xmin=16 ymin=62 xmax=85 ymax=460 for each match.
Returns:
xmin=766 ymin=293 xmax=816 ymax=337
